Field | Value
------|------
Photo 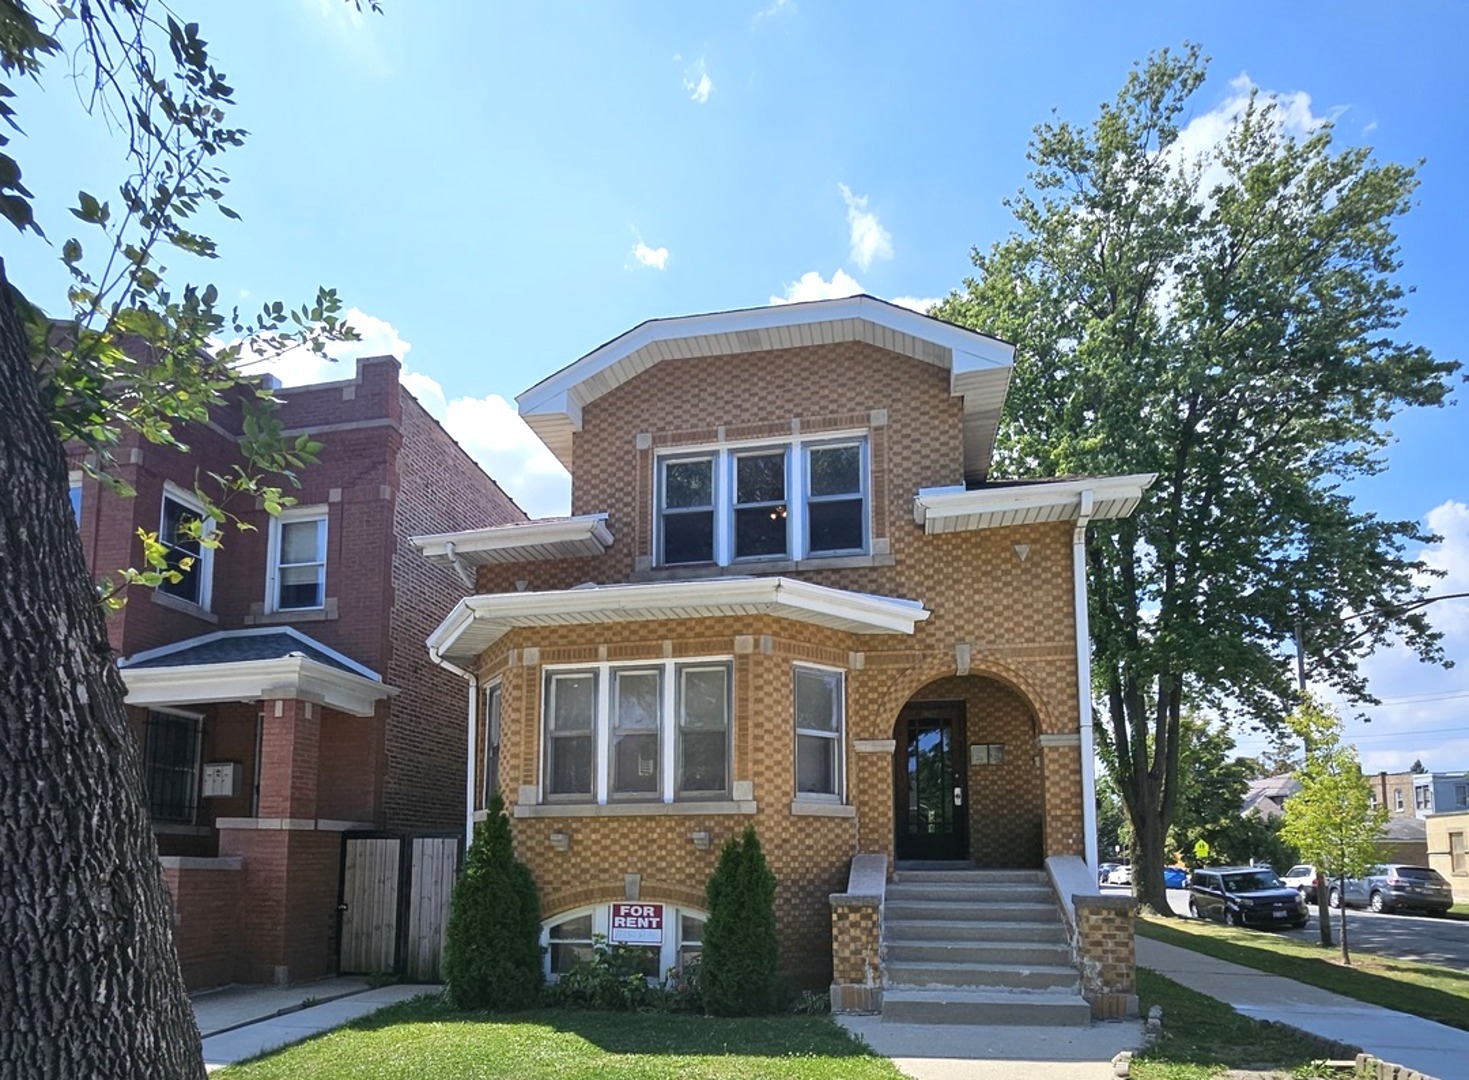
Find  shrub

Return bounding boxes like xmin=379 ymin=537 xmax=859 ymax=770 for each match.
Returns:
xmin=700 ymin=824 xmax=780 ymax=1016
xmin=442 ymin=793 xmax=544 ymax=1010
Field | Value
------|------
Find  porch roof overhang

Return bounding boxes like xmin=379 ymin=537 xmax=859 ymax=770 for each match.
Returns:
xmin=515 ymin=295 xmax=1015 ymax=484
xmin=912 ymin=473 xmax=1157 ymax=534
xmin=426 ymin=575 xmax=930 ymax=667
xmin=411 ymin=513 xmax=614 ymax=567
xmin=119 ymin=657 xmax=396 ymax=717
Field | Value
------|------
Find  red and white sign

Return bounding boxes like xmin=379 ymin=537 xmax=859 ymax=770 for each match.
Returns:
xmin=609 ymin=903 xmax=664 ymax=945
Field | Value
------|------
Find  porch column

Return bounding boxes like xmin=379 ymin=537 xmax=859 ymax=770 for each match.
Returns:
xmin=257 ymin=697 xmax=320 ymax=821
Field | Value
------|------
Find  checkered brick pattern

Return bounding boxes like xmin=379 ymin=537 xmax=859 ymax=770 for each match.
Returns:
xmin=457 ymin=339 xmax=1099 ymax=988
xmin=1076 ymin=900 xmax=1137 ymax=1017
xmin=830 ymin=898 xmax=881 ymax=986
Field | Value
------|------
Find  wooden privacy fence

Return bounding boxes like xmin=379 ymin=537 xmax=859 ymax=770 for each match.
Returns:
xmin=338 ymin=832 xmax=461 ymax=981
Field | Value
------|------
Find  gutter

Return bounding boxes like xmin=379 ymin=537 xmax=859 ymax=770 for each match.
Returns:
xmin=427 ymin=641 xmax=478 ymax=848
xmin=443 ymin=541 xmax=477 ymax=590
xmin=1073 ymin=489 xmax=1099 ymax=877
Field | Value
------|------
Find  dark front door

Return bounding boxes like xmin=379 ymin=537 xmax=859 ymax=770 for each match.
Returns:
xmin=895 ymin=701 xmax=969 ymax=861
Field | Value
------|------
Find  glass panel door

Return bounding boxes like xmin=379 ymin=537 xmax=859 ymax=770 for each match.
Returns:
xmin=895 ymin=702 xmax=968 ymax=861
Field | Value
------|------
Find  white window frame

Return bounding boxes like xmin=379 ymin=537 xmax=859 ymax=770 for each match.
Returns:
xmin=542 ymin=902 xmax=708 ymax=982
xmin=1394 ymin=789 xmax=1404 ymax=811
xmin=793 ymin=663 xmax=846 ymax=803
xmin=159 ymin=482 xmax=214 ymax=610
xmin=654 ymin=432 xmax=869 ymax=568
xmin=482 ymin=681 xmax=502 ymax=809
xmin=540 ymin=657 xmax=732 ymax=804
xmin=265 ymin=505 xmax=328 ymax=613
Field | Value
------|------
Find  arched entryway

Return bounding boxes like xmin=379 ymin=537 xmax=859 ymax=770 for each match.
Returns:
xmin=893 ymin=675 xmax=1044 ymax=867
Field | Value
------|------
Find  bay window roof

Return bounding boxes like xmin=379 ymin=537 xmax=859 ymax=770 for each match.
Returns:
xmin=426 ymin=576 xmax=930 ymax=668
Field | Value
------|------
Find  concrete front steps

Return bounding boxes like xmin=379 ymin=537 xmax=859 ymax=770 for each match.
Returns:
xmin=881 ymin=864 xmax=1091 ymax=1026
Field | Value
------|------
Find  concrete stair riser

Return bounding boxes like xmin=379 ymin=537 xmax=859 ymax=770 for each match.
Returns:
xmin=883 ymin=918 xmax=1068 ymax=944
xmin=885 ymin=961 xmax=1080 ymax=991
xmin=884 ymin=900 xmax=1061 ymax=923
xmin=893 ymin=869 xmax=1047 ymax=885
xmin=885 ymin=940 xmax=1072 ymax=966
xmin=881 ymin=989 xmax=1093 ymax=1027
xmin=887 ymin=883 xmax=1055 ymax=904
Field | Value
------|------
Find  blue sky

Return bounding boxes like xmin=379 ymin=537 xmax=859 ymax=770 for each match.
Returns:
xmin=9 ymin=1 xmax=1467 ymax=774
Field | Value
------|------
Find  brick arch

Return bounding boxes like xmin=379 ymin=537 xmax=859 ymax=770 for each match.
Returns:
xmin=540 ymin=880 xmax=708 ymax=921
xmin=872 ymin=651 xmax=1060 ymax=738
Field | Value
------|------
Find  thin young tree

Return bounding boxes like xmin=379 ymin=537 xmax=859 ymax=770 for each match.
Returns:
xmin=1 ymin=3 xmax=375 ymax=1075
xmin=1279 ymin=698 xmax=1387 ymax=964
xmin=934 ymin=44 xmax=1457 ymax=914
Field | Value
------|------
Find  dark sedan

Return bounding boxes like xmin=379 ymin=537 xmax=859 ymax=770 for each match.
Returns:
xmin=1189 ymin=866 xmax=1309 ymax=929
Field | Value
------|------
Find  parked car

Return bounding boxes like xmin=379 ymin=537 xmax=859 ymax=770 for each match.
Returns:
xmin=1098 ymin=862 xmax=1122 ymax=887
xmin=1281 ymin=863 xmax=1323 ymax=903
xmin=1163 ymin=866 xmax=1189 ymax=889
xmin=1106 ymin=864 xmax=1133 ymax=886
xmin=1188 ymin=866 xmax=1309 ymax=930
xmin=1327 ymin=865 xmax=1454 ymax=915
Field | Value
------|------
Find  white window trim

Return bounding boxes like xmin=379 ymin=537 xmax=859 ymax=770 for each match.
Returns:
xmin=542 ymin=902 xmax=707 ymax=982
xmin=483 ymin=680 xmax=502 ymax=810
xmin=265 ymin=505 xmax=329 ymax=614
xmin=159 ymin=482 xmax=214 ymax=611
xmin=793 ymin=662 xmax=846 ymax=804
xmin=541 ymin=656 xmax=732 ymax=805
xmin=655 ymin=431 xmax=870 ymax=568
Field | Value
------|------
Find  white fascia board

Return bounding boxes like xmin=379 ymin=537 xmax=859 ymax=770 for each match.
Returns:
xmin=411 ymin=514 xmax=613 ymax=562
xmin=516 ymin=295 xmax=1012 ymax=417
xmin=914 ymin=473 xmax=1157 ymax=528
xmin=117 ymin=626 xmax=381 ymax=682
xmin=120 ymin=657 xmax=396 ymax=717
xmin=424 ymin=575 xmax=930 ymax=664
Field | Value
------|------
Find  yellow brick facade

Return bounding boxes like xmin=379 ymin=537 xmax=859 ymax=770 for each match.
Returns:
xmin=465 ymin=341 xmax=1089 ymax=988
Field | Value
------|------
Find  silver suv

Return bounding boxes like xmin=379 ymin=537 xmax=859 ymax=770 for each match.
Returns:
xmin=1328 ymin=865 xmax=1453 ymax=915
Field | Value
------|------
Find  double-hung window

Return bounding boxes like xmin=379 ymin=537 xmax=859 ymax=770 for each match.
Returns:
xmin=543 ymin=659 xmax=731 ymax=803
xmin=656 ymin=436 xmax=868 ymax=567
xmin=267 ymin=508 xmax=328 ymax=611
xmin=794 ymin=666 xmax=844 ymax=800
xmin=159 ymin=486 xmax=213 ymax=608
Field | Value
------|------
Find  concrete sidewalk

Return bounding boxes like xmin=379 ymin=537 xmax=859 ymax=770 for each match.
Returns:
xmin=1137 ymin=936 xmax=1468 ymax=1080
xmin=196 ymin=983 xmax=437 ymax=1071
xmin=838 ymin=1016 xmax=1144 ymax=1080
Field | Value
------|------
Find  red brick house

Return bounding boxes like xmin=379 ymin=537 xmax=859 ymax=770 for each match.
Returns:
xmin=72 ymin=355 xmax=522 ymax=989
xmin=415 ymin=296 xmax=1152 ymax=1022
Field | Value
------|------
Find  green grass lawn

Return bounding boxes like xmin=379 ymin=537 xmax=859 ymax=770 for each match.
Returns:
xmin=214 ymin=997 xmax=906 ymax=1080
xmin=1139 ymin=915 xmax=1469 ymax=1032
xmin=1130 ymin=968 xmax=1357 ymax=1080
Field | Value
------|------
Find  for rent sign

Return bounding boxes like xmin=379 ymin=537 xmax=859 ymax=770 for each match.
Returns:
xmin=609 ymin=903 xmax=664 ymax=945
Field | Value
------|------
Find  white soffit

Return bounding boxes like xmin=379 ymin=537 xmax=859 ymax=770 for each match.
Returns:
xmin=120 ymin=658 xmax=397 ymax=718
xmin=913 ymin=473 xmax=1157 ymax=534
xmin=426 ymin=576 xmax=930 ymax=667
xmin=515 ymin=295 xmax=1015 ymax=480
xmin=412 ymin=514 xmax=614 ymax=567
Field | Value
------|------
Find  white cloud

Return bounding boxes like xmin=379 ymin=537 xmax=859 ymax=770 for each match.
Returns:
xmin=682 ymin=59 xmax=714 ymax=105
xmin=405 ymin=372 xmax=572 ymax=519
xmin=632 ymin=239 xmax=670 ymax=271
xmin=753 ymin=0 xmax=795 ymax=22
xmin=891 ymin=295 xmax=939 ymax=314
xmin=769 ymin=269 xmax=865 ymax=305
xmin=246 ymin=307 xmax=412 ymax=388
xmin=838 ymin=183 xmax=893 ymax=271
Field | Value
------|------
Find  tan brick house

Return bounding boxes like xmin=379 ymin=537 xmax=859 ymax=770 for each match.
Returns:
xmin=72 ymin=355 xmax=522 ymax=988
xmin=415 ymin=296 xmax=1151 ymax=1020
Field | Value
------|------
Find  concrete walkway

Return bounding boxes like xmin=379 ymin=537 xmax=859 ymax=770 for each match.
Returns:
xmin=1137 ymin=936 xmax=1469 ymax=1080
xmin=193 ymin=982 xmax=437 ymax=1071
xmin=837 ymin=1016 xmax=1144 ymax=1079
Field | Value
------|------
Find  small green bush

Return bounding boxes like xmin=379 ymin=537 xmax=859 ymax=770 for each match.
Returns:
xmin=700 ymin=824 xmax=780 ymax=1016
xmin=442 ymin=794 xmax=544 ymax=1010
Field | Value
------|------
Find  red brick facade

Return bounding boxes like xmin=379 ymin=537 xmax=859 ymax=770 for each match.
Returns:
xmin=76 ymin=357 xmax=522 ymax=988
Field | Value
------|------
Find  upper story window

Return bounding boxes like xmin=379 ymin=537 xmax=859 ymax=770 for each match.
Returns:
xmin=267 ymin=508 xmax=328 ymax=611
xmin=794 ymin=665 xmax=844 ymax=801
xmin=543 ymin=659 xmax=731 ymax=803
xmin=1394 ymin=789 xmax=1404 ymax=811
xmin=1415 ymin=785 xmax=1432 ymax=811
xmin=159 ymin=486 xmax=213 ymax=609
xmin=656 ymin=436 xmax=868 ymax=567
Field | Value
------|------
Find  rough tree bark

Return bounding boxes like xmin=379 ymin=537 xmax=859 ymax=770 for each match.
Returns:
xmin=0 ymin=258 xmax=205 ymax=1077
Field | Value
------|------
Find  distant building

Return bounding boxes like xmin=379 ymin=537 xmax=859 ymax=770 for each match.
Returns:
xmin=1243 ymin=774 xmax=1301 ymax=820
xmin=1369 ymin=770 xmax=1469 ymax=819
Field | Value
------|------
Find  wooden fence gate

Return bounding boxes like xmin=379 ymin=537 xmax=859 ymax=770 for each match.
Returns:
xmin=338 ymin=832 xmax=461 ymax=981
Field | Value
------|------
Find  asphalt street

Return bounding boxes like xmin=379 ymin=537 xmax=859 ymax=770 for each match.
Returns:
xmin=1125 ymin=885 xmax=1469 ymax=970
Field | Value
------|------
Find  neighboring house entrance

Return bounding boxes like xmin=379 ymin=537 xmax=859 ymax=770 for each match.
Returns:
xmin=894 ymin=701 xmax=969 ymax=861
xmin=338 ymin=832 xmax=461 ymax=981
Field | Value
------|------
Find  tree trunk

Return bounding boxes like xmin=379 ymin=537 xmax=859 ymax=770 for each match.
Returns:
xmin=0 ymin=260 xmax=205 ymax=1078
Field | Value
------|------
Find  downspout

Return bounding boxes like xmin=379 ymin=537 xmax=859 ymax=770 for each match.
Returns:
xmin=443 ymin=541 xmax=478 ymax=590
xmin=1073 ymin=490 xmax=1099 ymax=877
xmin=428 ymin=641 xmax=478 ymax=848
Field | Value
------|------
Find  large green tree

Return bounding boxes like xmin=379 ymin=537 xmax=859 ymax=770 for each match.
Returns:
xmin=1 ymin=3 xmax=371 ymax=1075
xmin=934 ymin=44 xmax=1458 ymax=914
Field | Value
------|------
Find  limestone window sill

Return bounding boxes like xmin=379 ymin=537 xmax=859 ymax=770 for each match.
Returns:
xmin=513 ymin=800 xmax=757 ymax=819
xmin=790 ymin=800 xmax=856 ymax=818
